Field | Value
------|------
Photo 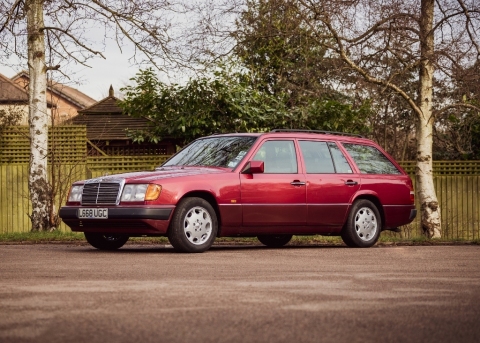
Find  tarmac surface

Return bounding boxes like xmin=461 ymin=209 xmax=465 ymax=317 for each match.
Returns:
xmin=0 ymin=243 xmax=479 ymax=343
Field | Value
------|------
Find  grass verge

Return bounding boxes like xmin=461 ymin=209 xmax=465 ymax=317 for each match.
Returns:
xmin=0 ymin=231 xmax=478 ymax=246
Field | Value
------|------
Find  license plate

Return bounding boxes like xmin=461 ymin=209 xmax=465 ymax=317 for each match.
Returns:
xmin=78 ymin=208 xmax=108 ymax=219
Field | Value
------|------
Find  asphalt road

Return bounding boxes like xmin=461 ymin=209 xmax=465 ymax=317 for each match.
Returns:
xmin=0 ymin=243 xmax=479 ymax=343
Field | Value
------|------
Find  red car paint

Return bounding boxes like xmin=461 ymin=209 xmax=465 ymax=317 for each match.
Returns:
xmin=60 ymin=131 xmax=416 ymax=242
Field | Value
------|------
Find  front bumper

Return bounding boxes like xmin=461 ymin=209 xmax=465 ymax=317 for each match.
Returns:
xmin=59 ymin=206 xmax=174 ymax=235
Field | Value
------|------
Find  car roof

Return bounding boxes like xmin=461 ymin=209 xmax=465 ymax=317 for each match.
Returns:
xmin=207 ymin=130 xmax=372 ymax=144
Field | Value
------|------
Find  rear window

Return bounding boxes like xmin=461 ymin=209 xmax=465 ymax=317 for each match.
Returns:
xmin=342 ymin=143 xmax=401 ymax=174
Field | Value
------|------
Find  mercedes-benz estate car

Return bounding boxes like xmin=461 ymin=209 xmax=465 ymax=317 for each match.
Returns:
xmin=59 ymin=129 xmax=417 ymax=253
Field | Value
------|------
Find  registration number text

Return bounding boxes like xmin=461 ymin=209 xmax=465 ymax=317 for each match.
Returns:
xmin=78 ymin=208 xmax=108 ymax=219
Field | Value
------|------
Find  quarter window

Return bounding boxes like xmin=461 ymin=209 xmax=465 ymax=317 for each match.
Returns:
xmin=328 ymin=142 xmax=353 ymax=173
xmin=342 ymin=143 xmax=401 ymax=174
xmin=253 ymin=140 xmax=297 ymax=173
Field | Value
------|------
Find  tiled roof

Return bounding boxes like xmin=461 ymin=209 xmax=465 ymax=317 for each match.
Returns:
xmin=0 ymin=73 xmax=28 ymax=103
xmin=78 ymin=96 xmax=122 ymax=114
xmin=11 ymin=71 xmax=97 ymax=108
xmin=70 ymin=86 xmax=153 ymax=140
xmin=48 ymin=81 xmax=97 ymax=108
xmin=0 ymin=73 xmax=54 ymax=107
xmin=69 ymin=114 xmax=153 ymax=140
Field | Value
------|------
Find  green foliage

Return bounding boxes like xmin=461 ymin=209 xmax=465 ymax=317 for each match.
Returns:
xmin=0 ymin=106 xmax=23 ymax=135
xmin=120 ymin=67 xmax=282 ymax=145
xmin=119 ymin=67 xmax=371 ymax=145
xmin=434 ymin=103 xmax=480 ymax=160
xmin=234 ymin=0 xmax=333 ymax=103
xmin=119 ymin=0 xmax=372 ymax=145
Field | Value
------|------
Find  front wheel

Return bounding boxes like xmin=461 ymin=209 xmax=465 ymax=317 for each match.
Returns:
xmin=84 ymin=233 xmax=129 ymax=250
xmin=341 ymin=199 xmax=381 ymax=248
xmin=257 ymin=234 xmax=293 ymax=248
xmin=168 ymin=197 xmax=218 ymax=253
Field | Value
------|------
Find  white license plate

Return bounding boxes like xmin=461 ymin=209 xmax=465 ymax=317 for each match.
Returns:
xmin=78 ymin=208 xmax=108 ymax=219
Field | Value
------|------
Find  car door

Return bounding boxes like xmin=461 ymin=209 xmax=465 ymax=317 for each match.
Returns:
xmin=240 ymin=139 xmax=306 ymax=227
xmin=298 ymin=140 xmax=360 ymax=228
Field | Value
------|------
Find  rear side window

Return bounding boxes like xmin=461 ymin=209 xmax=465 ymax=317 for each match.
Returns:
xmin=298 ymin=141 xmax=353 ymax=174
xmin=342 ymin=143 xmax=401 ymax=174
xmin=299 ymin=141 xmax=335 ymax=173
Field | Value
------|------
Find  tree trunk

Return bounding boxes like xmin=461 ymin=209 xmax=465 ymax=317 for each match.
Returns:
xmin=416 ymin=0 xmax=441 ymax=238
xmin=26 ymin=0 xmax=51 ymax=231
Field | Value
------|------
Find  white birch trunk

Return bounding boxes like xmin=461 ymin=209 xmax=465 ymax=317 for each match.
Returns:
xmin=417 ymin=0 xmax=441 ymax=238
xmin=26 ymin=0 xmax=51 ymax=231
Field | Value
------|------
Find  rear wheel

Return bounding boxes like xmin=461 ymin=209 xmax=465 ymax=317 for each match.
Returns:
xmin=84 ymin=233 xmax=129 ymax=250
xmin=168 ymin=197 xmax=218 ymax=253
xmin=257 ymin=234 xmax=293 ymax=248
xmin=341 ymin=199 xmax=381 ymax=248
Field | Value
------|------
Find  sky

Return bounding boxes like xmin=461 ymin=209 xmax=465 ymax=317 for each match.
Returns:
xmin=0 ymin=2 xmax=237 ymax=102
xmin=0 ymin=40 xmax=141 ymax=101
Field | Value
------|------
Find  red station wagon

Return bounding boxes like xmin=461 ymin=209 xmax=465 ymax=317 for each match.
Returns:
xmin=59 ymin=130 xmax=417 ymax=252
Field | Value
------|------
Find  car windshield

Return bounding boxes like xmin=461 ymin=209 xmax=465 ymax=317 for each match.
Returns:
xmin=163 ymin=136 xmax=258 ymax=169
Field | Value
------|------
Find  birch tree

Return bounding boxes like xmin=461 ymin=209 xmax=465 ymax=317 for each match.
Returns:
xmin=289 ymin=0 xmax=480 ymax=238
xmin=0 ymin=0 xmax=184 ymax=231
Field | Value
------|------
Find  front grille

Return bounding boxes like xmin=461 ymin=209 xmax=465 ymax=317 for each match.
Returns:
xmin=82 ymin=182 xmax=121 ymax=205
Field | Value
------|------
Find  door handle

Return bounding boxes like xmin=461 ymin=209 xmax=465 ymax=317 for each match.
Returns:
xmin=291 ymin=181 xmax=306 ymax=186
xmin=345 ymin=180 xmax=358 ymax=186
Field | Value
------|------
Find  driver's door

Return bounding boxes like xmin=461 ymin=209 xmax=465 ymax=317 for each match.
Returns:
xmin=240 ymin=140 xmax=306 ymax=227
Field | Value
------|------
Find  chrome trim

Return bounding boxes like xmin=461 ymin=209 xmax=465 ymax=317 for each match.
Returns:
xmin=81 ymin=178 xmax=125 ymax=205
xmin=290 ymin=181 xmax=306 ymax=186
xmin=241 ymin=204 xmax=306 ymax=206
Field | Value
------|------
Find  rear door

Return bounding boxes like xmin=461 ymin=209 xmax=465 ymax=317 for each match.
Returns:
xmin=298 ymin=140 xmax=360 ymax=228
xmin=240 ymin=139 xmax=306 ymax=226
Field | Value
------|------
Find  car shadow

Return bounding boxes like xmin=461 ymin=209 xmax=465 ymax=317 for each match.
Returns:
xmin=72 ymin=243 xmax=347 ymax=254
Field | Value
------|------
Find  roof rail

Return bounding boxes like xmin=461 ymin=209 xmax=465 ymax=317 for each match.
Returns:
xmin=270 ymin=129 xmax=364 ymax=138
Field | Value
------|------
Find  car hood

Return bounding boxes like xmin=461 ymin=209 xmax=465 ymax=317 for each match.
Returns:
xmin=79 ymin=166 xmax=231 ymax=184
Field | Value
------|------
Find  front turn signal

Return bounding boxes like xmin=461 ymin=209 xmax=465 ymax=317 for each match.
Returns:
xmin=145 ymin=184 xmax=162 ymax=201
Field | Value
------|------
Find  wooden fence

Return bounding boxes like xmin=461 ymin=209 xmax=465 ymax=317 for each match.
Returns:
xmin=0 ymin=126 xmax=479 ymax=238
xmin=0 ymin=157 xmax=170 ymax=233
xmin=402 ymin=175 xmax=480 ymax=240
xmin=0 ymin=126 xmax=170 ymax=233
xmin=0 ymin=126 xmax=87 ymax=164
xmin=1 ymin=160 xmax=479 ymax=237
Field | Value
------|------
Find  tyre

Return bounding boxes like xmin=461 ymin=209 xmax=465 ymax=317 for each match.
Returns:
xmin=257 ymin=234 xmax=293 ymax=248
xmin=84 ymin=232 xmax=129 ymax=250
xmin=341 ymin=199 xmax=381 ymax=248
xmin=168 ymin=197 xmax=218 ymax=253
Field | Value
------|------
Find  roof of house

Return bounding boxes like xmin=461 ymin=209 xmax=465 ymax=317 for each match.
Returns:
xmin=0 ymin=73 xmax=29 ymax=103
xmin=11 ymin=71 xmax=97 ymax=108
xmin=70 ymin=86 xmax=153 ymax=140
xmin=0 ymin=72 xmax=54 ymax=107
xmin=77 ymin=85 xmax=122 ymax=114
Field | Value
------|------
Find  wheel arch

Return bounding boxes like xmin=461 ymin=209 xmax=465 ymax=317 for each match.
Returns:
xmin=350 ymin=194 xmax=385 ymax=230
xmin=175 ymin=191 xmax=222 ymax=235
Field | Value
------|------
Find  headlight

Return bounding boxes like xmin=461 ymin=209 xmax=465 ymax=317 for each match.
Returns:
xmin=68 ymin=185 xmax=83 ymax=202
xmin=121 ymin=184 xmax=161 ymax=202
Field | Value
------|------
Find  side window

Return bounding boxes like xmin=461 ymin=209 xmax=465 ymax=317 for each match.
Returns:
xmin=328 ymin=142 xmax=353 ymax=173
xmin=253 ymin=140 xmax=298 ymax=173
xmin=342 ymin=143 xmax=401 ymax=174
xmin=299 ymin=141 xmax=335 ymax=173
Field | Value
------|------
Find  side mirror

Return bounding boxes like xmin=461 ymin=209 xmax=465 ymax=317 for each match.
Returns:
xmin=242 ymin=160 xmax=265 ymax=174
